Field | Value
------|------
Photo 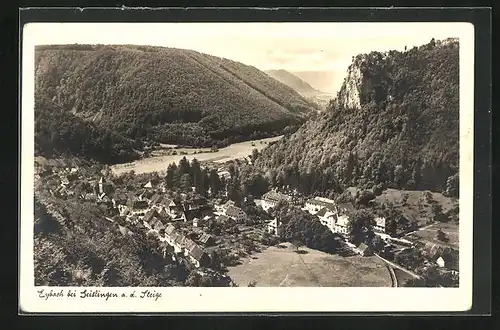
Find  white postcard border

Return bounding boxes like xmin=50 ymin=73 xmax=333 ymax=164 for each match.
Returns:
xmin=20 ymin=22 xmax=474 ymax=313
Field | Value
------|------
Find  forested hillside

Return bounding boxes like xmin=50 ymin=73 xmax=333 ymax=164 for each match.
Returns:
xmin=255 ymin=38 xmax=459 ymax=195
xmin=35 ymin=44 xmax=317 ymax=162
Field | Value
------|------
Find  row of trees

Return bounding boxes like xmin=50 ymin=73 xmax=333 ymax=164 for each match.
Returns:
xmin=164 ymin=157 xmax=272 ymax=207
xmin=164 ymin=158 xmax=217 ymax=197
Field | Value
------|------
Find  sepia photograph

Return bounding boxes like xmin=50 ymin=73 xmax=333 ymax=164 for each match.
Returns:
xmin=20 ymin=16 xmax=477 ymax=313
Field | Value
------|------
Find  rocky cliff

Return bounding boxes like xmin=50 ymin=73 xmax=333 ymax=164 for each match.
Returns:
xmin=255 ymin=38 xmax=460 ymax=195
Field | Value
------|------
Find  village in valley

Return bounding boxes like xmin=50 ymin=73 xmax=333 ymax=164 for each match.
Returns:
xmin=34 ymin=149 xmax=460 ymax=288
xmin=31 ymin=35 xmax=461 ymax=288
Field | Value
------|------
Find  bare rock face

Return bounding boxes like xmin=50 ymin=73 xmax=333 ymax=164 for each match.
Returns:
xmin=337 ymin=64 xmax=363 ymax=109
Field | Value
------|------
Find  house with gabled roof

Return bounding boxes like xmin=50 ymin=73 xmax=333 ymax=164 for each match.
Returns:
xmin=117 ymin=224 xmax=134 ymax=237
xmin=224 ymin=205 xmax=247 ymax=223
xmin=112 ymin=192 xmax=128 ymax=209
xmin=167 ymin=232 xmax=182 ymax=253
xmin=183 ymin=205 xmax=213 ymax=223
xmin=355 ymin=243 xmax=373 ymax=257
xmin=60 ymin=176 xmax=70 ymax=187
xmin=261 ymin=190 xmax=292 ymax=211
xmin=136 ymin=221 xmax=147 ymax=232
xmin=124 ymin=194 xmax=149 ymax=218
xmin=152 ymin=196 xmax=183 ymax=220
xmin=214 ymin=200 xmax=235 ymax=213
xmin=436 ymin=254 xmax=459 ymax=273
xmin=198 ymin=233 xmax=216 ymax=247
xmin=165 ymin=224 xmax=176 ymax=237
xmin=266 ymin=218 xmax=282 ymax=236
xmin=185 ymin=242 xmax=211 ymax=268
xmin=82 ymin=192 xmax=97 ymax=202
xmin=143 ymin=209 xmax=161 ymax=227
xmin=149 ymin=194 xmax=162 ymax=207
xmin=98 ymin=176 xmax=114 ymax=195
xmin=374 ymin=217 xmax=386 ymax=233
xmin=304 ymin=196 xmax=337 ymax=215
xmin=152 ymin=219 xmax=166 ymax=235
xmin=97 ymin=194 xmax=113 ymax=209
xmin=333 ymin=213 xmax=350 ymax=235
xmin=192 ymin=217 xmax=202 ymax=227
xmin=216 ymin=214 xmax=232 ymax=224
xmin=316 ymin=207 xmax=328 ymax=218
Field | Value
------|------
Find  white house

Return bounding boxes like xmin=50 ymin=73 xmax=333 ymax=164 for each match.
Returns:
xmin=214 ymin=200 xmax=235 ymax=215
xmin=436 ymin=256 xmax=446 ymax=268
xmin=217 ymin=170 xmax=231 ymax=180
xmin=304 ymin=196 xmax=337 ymax=215
xmin=128 ymin=200 xmax=149 ymax=219
xmin=333 ymin=214 xmax=350 ymax=235
xmin=266 ymin=218 xmax=281 ymax=236
xmin=316 ymin=208 xmax=335 ymax=228
xmin=316 ymin=207 xmax=349 ymax=235
xmin=355 ymin=243 xmax=373 ymax=257
xmin=261 ymin=190 xmax=292 ymax=211
xmin=435 ymin=255 xmax=459 ymax=273
xmin=224 ymin=205 xmax=247 ymax=223
xmin=153 ymin=197 xmax=183 ymax=220
xmin=374 ymin=217 xmax=386 ymax=233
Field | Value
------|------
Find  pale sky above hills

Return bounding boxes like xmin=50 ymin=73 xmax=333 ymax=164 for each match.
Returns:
xmin=26 ymin=22 xmax=467 ymax=93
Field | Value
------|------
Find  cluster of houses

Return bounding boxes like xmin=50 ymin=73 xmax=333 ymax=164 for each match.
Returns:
xmin=303 ymin=197 xmax=354 ymax=235
xmin=46 ymin=165 xmax=82 ymax=199
xmin=261 ymin=192 xmax=392 ymax=258
xmin=144 ymin=219 xmax=216 ymax=268
xmin=110 ymin=207 xmax=218 ymax=269
xmin=214 ymin=200 xmax=249 ymax=224
xmin=261 ymin=190 xmax=294 ymax=211
xmin=303 ymin=196 xmax=388 ymax=236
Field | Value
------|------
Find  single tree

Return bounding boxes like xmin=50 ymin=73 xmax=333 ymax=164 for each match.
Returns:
xmin=291 ymin=239 xmax=304 ymax=252
xmin=179 ymin=173 xmax=192 ymax=193
xmin=436 ymin=229 xmax=449 ymax=242
xmin=347 ymin=209 xmax=376 ymax=244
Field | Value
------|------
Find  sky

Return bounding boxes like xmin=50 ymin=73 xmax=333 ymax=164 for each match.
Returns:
xmin=25 ymin=22 xmax=466 ymax=93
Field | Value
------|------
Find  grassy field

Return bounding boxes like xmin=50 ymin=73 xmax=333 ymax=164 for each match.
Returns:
xmin=111 ymin=135 xmax=282 ymax=175
xmin=393 ymin=268 xmax=417 ymax=286
xmin=227 ymin=242 xmax=392 ymax=287
xmin=408 ymin=221 xmax=459 ymax=250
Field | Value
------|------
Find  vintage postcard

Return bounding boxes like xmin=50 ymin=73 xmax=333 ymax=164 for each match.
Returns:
xmin=20 ymin=19 xmax=475 ymax=313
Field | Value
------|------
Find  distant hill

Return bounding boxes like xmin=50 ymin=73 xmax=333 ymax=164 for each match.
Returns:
xmin=265 ymin=69 xmax=335 ymax=110
xmin=256 ymin=38 xmax=459 ymax=195
xmin=265 ymin=69 xmax=319 ymax=95
xmin=290 ymin=70 xmax=338 ymax=94
xmin=35 ymin=44 xmax=318 ymax=163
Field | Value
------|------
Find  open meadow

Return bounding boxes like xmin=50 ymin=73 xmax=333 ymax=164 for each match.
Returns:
xmin=111 ymin=135 xmax=283 ymax=175
xmin=227 ymin=242 xmax=392 ymax=287
xmin=408 ymin=221 xmax=459 ymax=250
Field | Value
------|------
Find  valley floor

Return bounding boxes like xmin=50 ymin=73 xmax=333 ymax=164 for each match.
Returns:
xmin=111 ymin=135 xmax=283 ymax=175
xmin=227 ymin=242 xmax=392 ymax=287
